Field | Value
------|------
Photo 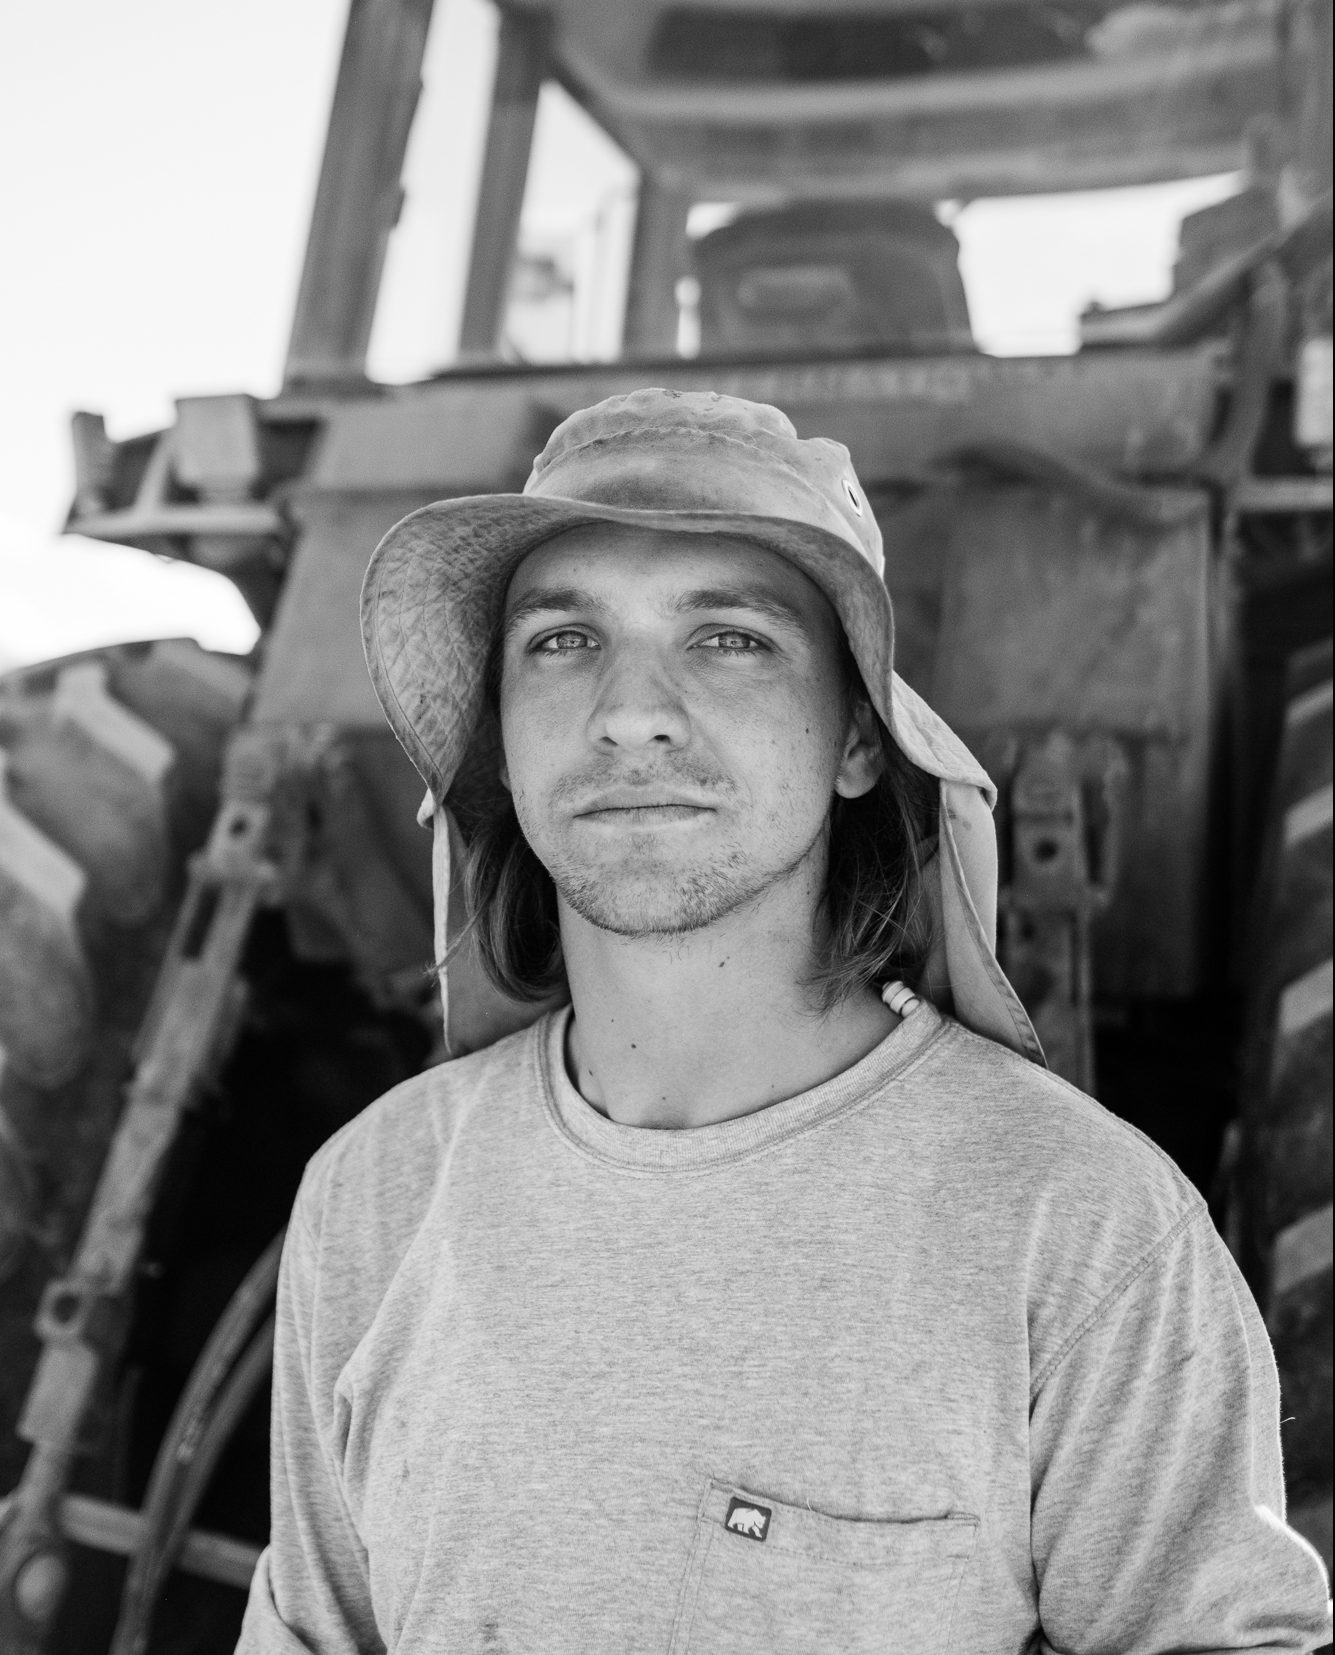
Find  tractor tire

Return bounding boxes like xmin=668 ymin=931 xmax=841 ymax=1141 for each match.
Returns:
xmin=0 ymin=639 xmax=252 ymax=1503
xmin=0 ymin=642 xmax=434 ymax=1654
xmin=1239 ymin=637 xmax=1333 ymax=1573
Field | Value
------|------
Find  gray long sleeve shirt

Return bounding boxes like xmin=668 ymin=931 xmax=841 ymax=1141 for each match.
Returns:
xmin=236 ymin=1003 xmax=1332 ymax=1653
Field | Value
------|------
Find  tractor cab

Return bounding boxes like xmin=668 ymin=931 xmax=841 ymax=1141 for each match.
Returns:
xmin=0 ymin=2 xmax=1330 ymax=1649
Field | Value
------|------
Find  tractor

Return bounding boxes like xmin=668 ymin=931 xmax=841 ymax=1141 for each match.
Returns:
xmin=0 ymin=0 xmax=1330 ymax=1648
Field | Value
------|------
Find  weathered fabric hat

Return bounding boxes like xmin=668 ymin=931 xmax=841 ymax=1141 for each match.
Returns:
xmin=361 ymin=387 xmax=1043 ymax=1065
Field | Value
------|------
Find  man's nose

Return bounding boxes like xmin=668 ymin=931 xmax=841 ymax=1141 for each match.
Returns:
xmin=587 ymin=647 xmax=689 ymax=750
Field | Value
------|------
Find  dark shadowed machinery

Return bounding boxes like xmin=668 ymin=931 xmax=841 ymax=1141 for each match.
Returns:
xmin=0 ymin=0 xmax=1330 ymax=1647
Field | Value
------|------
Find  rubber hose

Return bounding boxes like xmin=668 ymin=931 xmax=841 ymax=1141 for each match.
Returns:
xmin=108 ymin=1230 xmax=285 ymax=1655
xmin=928 ymin=438 xmax=1204 ymax=528
xmin=109 ymin=1313 xmax=276 ymax=1655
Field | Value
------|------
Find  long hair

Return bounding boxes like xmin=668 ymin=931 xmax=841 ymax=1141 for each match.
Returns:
xmin=807 ymin=714 xmax=934 ymax=1009
xmin=458 ymin=647 xmax=935 ymax=1013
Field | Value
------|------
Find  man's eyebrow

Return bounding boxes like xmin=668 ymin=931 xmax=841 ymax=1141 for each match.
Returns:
xmin=501 ymin=587 xmax=608 ymax=639
xmin=500 ymin=582 xmax=816 ymax=640
xmin=672 ymin=586 xmax=814 ymax=633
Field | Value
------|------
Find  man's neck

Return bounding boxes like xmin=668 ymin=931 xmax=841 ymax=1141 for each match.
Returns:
xmin=559 ymin=874 xmax=898 ymax=1130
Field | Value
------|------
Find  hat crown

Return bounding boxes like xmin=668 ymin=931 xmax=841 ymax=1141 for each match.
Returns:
xmin=527 ymin=388 xmax=798 ymax=483
xmin=524 ymin=388 xmax=882 ymax=575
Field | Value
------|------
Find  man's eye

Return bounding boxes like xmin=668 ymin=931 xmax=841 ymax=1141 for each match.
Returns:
xmin=534 ymin=630 xmax=597 ymax=653
xmin=698 ymin=630 xmax=764 ymax=654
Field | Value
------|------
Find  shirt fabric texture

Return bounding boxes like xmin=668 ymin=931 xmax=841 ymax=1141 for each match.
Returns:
xmin=236 ymin=1004 xmax=1333 ymax=1654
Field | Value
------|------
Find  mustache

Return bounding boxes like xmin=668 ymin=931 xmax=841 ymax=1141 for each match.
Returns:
xmin=549 ymin=763 xmax=733 ymax=807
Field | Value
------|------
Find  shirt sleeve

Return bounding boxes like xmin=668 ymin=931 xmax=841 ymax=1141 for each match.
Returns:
xmin=235 ymin=1205 xmax=385 ymax=1655
xmin=1029 ymin=1204 xmax=1332 ymax=1653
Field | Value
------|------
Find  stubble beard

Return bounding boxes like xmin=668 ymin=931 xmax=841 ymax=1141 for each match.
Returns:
xmin=543 ymin=831 xmax=826 ymax=939
xmin=552 ymin=852 xmax=754 ymax=936
xmin=511 ymin=765 xmax=828 ymax=939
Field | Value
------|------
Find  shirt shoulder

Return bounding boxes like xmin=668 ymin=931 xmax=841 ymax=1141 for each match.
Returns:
xmin=289 ymin=1018 xmax=548 ymax=1323
xmin=915 ymin=1016 xmax=1205 ymax=1225
xmin=902 ymin=1017 xmax=1209 ymax=1374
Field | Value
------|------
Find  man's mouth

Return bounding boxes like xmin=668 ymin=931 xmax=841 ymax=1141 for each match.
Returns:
xmin=573 ymin=789 xmax=717 ymax=823
xmin=578 ymin=804 xmax=712 ymax=824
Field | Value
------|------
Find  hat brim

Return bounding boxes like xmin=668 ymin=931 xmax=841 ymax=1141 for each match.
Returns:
xmin=360 ymin=492 xmax=994 ymax=812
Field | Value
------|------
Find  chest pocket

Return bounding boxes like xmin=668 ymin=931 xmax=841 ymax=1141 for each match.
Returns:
xmin=668 ymin=1481 xmax=978 ymax=1655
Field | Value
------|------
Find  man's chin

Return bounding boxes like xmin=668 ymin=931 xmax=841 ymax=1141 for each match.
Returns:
xmin=554 ymin=870 xmax=751 ymax=938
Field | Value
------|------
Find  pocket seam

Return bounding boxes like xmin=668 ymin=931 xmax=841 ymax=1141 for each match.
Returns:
xmin=938 ymin=1518 xmax=977 ymax=1648
xmin=710 ymin=1481 xmax=979 ymax=1570
xmin=677 ymin=1481 xmax=980 ymax=1653
xmin=667 ymin=1512 xmax=715 ymax=1655
xmin=718 ymin=1530 xmax=975 ymax=1570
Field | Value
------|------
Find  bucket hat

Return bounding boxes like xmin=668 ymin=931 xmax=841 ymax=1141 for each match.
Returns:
xmin=361 ymin=387 xmax=1044 ymax=1065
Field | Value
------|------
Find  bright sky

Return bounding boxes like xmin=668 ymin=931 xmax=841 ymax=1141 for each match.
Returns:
xmin=1 ymin=0 xmax=1240 ymax=672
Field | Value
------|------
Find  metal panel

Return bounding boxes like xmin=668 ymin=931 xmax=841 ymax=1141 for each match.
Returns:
xmin=881 ymin=484 xmax=1216 ymax=998
xmin=298 ymin=347 xmax=1223 ymax=492
xmin=252 ymin=489 xmax=442 ymax=726
xmin=928 ymin=494 xmax=1210 ymax=737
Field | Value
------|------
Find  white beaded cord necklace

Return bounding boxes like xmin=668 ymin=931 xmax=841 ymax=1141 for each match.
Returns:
xmin=880 ymin=980 xmax=922 ymax=1018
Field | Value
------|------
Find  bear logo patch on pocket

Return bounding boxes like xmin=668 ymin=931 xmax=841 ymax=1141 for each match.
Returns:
xmin=724 ymin=1498 xmax=772 ymax=1542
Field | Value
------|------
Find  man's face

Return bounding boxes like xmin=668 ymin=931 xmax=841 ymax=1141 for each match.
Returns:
xmin=498 ymin=523 xmax=880 ymax=938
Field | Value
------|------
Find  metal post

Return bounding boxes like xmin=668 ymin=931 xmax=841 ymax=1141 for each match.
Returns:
xmin=0 ymin=783 xmax=277 ymax=1650
xmin=283 ymin=0 xmax=435 ymax=388
xmin=622 ymin=174 xmax=691 ymax=357
xmin=1287 ymin=0 xmax=1332 ymax=208
xmin=457 ymin=10 xmax=548 ymax=359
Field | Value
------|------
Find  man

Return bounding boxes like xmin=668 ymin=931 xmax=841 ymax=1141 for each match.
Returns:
xmin=238 ymin=389 xmax=1332 ymax=1652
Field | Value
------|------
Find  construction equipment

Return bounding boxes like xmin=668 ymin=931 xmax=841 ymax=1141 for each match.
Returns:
xmin=1 ymin=1 xmax=1330 ymax=1648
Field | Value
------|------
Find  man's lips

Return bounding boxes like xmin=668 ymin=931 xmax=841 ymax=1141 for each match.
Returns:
xmin=572 ymin=790 xmax=718 ymax=823
xmin=577 ymin=804 xmax=712 ymax=825
xmin=573 ymin=789 xmax=717 ymax=814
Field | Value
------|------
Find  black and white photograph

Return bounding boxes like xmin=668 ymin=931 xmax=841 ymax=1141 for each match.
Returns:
xmin=0 ymin=1 xmax=1331 ymax=1650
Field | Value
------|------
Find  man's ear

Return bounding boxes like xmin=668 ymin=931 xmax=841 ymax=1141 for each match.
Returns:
xmin=833 ymin=698 xmax=884 ymax=800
